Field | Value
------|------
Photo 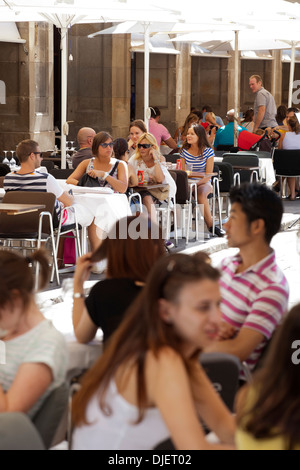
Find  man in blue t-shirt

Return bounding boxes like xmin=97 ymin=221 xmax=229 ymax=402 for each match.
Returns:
xmin=213 ymin=109 xmax=248 ymax=150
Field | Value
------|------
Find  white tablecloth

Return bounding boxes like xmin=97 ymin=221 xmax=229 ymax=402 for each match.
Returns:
xmin=37 ymin=283 xmax=103 ymax=381
xmin=214 ymin=156 xmax=276 ymax=187
xmin=74 ymin=192 xmax=131 ymax=233
xmin=57 ymin=180 xmax=132 ymax=233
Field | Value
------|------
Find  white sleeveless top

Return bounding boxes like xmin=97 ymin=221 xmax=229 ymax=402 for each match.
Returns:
xmin=72 ymin=380 xmax=170 ymax=450
xmin=282 ymin=132 xmax=300 ymax=150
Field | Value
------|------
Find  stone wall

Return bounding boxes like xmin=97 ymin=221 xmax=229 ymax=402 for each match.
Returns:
xmin=0 ymin=22 xmax=54 ymax=154
xmin=191 ymin=56 xmax=229 ymax=122
xmin=0 ymin=23 xmax=293 ymax=156
xmin=67 ymin=24 xmax=131 ymax=143
xmin=135 ymin=52 xmax=177 ymax=136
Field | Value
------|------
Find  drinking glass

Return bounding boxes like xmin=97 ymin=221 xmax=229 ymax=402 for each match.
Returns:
xmin=2 ymin=151 xmax=9 ymax=166
xmin=186 ymin=163 xmax=193 ymax=176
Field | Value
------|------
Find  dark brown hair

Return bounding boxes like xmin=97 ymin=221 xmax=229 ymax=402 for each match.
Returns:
xmin=90 ymin=215 xmax=165 ymax=282
xmin=242 ymin=109 xmax=254 ymax=123
xmin=129 ymin=120 xmax=147 ymax=133
xmin=16 ymin=139 xmax=39 ymax=163
xmin=92 ymin=131 xmax=113 ymax=157
xmin=182 ymin=123 xmax=212 ymax=155
xmin=237 ymin=304 xmax=300 ymax=450
xmin=182 ymin=113 xmax=199 ymax=136
xmin=0 ymin=249 xmax=50 ymax=309
xmin=287 ymin=115 xmax=300 ymax=135
xmin=72 ymin=251 xmax=220 ymax=427
xmin=113 ymin=138 xmax=128 ymax=160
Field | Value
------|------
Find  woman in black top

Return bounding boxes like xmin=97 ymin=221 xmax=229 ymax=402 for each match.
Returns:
xmin=72 ymin=215 xmax=165 ymax=344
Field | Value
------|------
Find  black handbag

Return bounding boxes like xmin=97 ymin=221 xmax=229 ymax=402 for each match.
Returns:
xmin=77 ymin=173 xmax=101 ymax=187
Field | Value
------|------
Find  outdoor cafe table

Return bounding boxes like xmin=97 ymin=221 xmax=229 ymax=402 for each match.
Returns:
xmin=186 ymin=171 xmax=218 ymax=179
xmin=133 ymin=183 xmax=169 ymax=191
xmin=214 ymin=155 xmax=275 ymax=187
xmin=0 ymin=203 xmax=45 ymax=215
xmin=57 ymin=181 xmax=132 ymax=253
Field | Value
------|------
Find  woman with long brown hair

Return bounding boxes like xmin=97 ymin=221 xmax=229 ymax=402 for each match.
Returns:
xmin=72 ymin=215 xmax=165 ymax=345
xmin=173 ymin=112 xmax=199 ymax=143
xmin=0 ymin=250 xmax=67 ymax=417
xmin=180 ymin=123 xmax=225 ymax=237
xmin=72 ymin=252 xmax=235 ymax=450
xmin=127 ymin=120 xmax=147 ymax=158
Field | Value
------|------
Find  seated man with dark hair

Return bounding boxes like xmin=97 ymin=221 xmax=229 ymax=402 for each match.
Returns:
xmin=206 ymin=183 xmax=289 ymax=381
xmin=4 ymin=139 xmax=93 ymax=229
xmin=0 ymin=163 xmax=10 ymax=176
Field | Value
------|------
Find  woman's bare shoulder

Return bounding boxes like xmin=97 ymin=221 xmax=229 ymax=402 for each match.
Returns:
xmin=146 ymin=347 xmax=185 ymax=372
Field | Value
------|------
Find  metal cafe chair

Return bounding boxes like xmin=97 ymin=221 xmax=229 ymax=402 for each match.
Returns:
xmin=0 ymin=191 xmax=60 ymax=288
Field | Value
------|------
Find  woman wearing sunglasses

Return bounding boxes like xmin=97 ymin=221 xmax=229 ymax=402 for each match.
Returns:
xmin=67 ymin=131 xmax=127 ymax=193
xmin=128 ymin=132 xmax=176 ymax=223
xmin=66 ymin=132 xmax=128 ymax=251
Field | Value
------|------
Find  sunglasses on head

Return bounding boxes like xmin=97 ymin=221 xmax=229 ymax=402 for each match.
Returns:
xmin=138 ymin=143 xmax=152 ymax=149
xmin=100 ymin=142 xmax=114 ymax=148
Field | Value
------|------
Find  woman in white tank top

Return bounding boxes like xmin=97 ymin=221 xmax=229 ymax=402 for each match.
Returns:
xmin=71 ymin=251 xmax=236 ymax=450
xmin=279 ymin=116 xmax=300 ymax=200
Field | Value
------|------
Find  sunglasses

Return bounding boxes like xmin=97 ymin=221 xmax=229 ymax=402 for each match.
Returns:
xmin=138 ymin=143 xmax=152 ymax=149
xmin=30 ymin=151 xmax=42 ymax=157
xmin=100 ymin=142 xmax=114 ymax=148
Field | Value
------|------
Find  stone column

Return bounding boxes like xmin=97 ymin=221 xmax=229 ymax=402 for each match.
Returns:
xmin=175 ymin=43 xmax=191 ymax=134
xmin=271 ymin=50 xmax=282 ymax=106
xmin=111 ymin=34 xmax=131 ymax=139
xmin=28 ymin=22 xmax=54 ymax=150
xmin=227 ymin=51 xmax=241 ymax=116
xmin=0 ymin=22 xmax=54 ymax=154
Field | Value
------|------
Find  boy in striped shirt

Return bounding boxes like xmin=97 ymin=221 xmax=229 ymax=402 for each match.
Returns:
xmin=206 ymin=183 xmax=289 ymax=379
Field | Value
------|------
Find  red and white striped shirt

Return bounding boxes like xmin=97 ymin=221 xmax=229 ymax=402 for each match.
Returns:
xmin=219 ymin=250 xmax=289 ymax=374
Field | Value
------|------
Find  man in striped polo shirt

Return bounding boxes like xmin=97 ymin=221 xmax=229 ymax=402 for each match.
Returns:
xmin=4 ymin=139 xmax=93 ymax=228
xmin=206 ymin=183 xmax=289 ymax=379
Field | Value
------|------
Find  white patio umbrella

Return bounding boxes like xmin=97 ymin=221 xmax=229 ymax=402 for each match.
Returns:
xmin=88 ymin=20 xmax=250 ymax=129
xmin=1 ymin=0 xmax=299 ymax=158
xmin=171 ymin=26 xmax=300 ymax=144
xmin=0 ymin=0 xmax=182 ymax=166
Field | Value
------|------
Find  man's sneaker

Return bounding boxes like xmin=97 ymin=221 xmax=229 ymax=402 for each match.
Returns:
xmin=208 ymin=226 xmax=226 ymax=238
xmin=165 ymin=240 xmax=175 ymax=251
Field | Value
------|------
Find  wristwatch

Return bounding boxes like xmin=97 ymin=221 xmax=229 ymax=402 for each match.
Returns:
xmin=103 ymin=171 xmax=110 ymax=180
xmin=73 ymin=292 xmax=85 ymax=299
